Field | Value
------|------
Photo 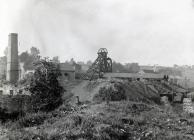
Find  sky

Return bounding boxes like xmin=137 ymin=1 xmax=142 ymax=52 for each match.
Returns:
xmin=0 ymin=0 xmax=194 ymax=66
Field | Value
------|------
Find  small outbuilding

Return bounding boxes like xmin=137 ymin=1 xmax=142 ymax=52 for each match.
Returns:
xmin=59 ymin=63 xmax=75 ymax=81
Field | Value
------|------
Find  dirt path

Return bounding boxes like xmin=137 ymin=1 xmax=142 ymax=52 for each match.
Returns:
xmin=71 ymin=80 xmax=109 ymax=103
xmin=71 ymin=81 xmax=93 ymax=102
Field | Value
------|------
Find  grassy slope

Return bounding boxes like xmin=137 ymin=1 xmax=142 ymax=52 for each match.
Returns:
xmin=4 ymin=101 xmax=194 ymax=140
xmin=1 ymin=80 xmax=194 ymax=140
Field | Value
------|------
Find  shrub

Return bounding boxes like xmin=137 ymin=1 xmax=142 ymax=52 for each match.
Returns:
xmin=97 ymin=126 xmax=130 ymax=140
xmin=10 ymin=112 xmax=48 ymax=129
xmin=28 ymin=59 xmax=64 ymax=112
xmin=0 ymin=109 xmax=20 ymax=123
xmin=7 ymin=129 xmax=46 ymax=140
xmin=93 ymin=83 xmax=127 ymax=102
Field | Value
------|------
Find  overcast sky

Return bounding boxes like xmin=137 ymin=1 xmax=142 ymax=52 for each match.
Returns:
xmin=0 ymin=0 xmax=194 ymax=66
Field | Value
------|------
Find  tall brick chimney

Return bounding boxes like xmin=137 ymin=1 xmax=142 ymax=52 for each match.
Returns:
xmin=6 ymin=33 xmax=19 ymax=83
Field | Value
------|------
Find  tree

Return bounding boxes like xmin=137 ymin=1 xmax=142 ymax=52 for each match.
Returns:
xmin=0 ymin=48 xmax=8 ymax=80
xmin=0 ymin=56 xmax=7 ymax=79
xmin=77 ymin=61 xmax=85 ymax=65
xmin=173 ymin=64 xmax=179 ymax=68
xmin=158 ymin=68 xmax=182 ymax=76
xmin=28 ymin=58 xmax=63 ymax=112
xmin=52 ymin=56 xmax=60 ymax=63
xmin=112 ymin=61 xmax=126 ymax=73
xmin=19 ymin=47 xmax=41 ymax=71
xmin=127 ymin=63 xmax=140 ymax=73
xmin=19 ymin=52 xmax=34 ymax=70
xmin=19 ymin=51 xmax=29 ymax=62
xmin=70 ymin=58 xmax=76 ymax=65
xmin=30 ymin=47 xmax=40 ymax=57
xmin=112 ymin=62 xmax=140 ymax=73
xmin=4 ymin=47 xmax=8 ymax=56
xmin=86 ymin=60 xmax=93 ymax=65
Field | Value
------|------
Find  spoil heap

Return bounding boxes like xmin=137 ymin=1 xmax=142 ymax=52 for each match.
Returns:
xmin=71 ymin=79 xmax=168 ymax=104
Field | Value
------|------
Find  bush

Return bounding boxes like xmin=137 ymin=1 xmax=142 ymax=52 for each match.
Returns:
xmin=93 ymin=83 xmax=127 ymax=102
xmin=97 ymin=126 xmax=130 ymax=140
xmin=10 ymin=112 xmax=48 ymax=129
xmin=7 ymin=129 xmax=46 ymax=140
xmin=28 ymin=59 xmax=64 ymax=112
xmin=0 ymin=109 xmax=20 ymax=123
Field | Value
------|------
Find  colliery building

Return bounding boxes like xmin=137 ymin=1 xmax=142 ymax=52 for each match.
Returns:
xmin=58 ymin=63 xmax=75 ymax=81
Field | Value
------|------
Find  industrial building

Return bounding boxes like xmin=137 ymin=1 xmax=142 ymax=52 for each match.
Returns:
xmin=58 ymin=63 xmax=75 ymax=81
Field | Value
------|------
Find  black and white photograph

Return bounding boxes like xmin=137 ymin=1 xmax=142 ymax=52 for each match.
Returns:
xmin=0 ymin=0 xmax=194 ymax=139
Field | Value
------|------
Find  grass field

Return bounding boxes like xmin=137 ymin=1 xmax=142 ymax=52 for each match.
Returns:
xmin=0 ymin=79 xmax=193 ymax=140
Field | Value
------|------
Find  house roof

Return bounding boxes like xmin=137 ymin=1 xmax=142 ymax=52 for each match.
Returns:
xmin=187 ymin=92 xmax=194 ymax=97
xmin=142 ymin=73 xmax=164 ymax=79
xmin=103 ymin=72 xmax=164 ymax=79
xmin=173 ymin=87 xmax=187 ymax=93
xmin=169 ymin=75 xmax=182 ymax=79
xmin=80 ymin=64 xmax=90 ymax=71
xmin=104 ymin=73 xmax=139 ymax=78
xmin=59 ymin=63 xmax=75 ymax=71
xmin=140 ymin=66 xmax=154 ymax=70
xmin=141 ymin=69 xmax=158 ymax=74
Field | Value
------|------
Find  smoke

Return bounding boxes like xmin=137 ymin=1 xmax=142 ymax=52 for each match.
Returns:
xmin=1 ymin=0 xmax=194 ymax=66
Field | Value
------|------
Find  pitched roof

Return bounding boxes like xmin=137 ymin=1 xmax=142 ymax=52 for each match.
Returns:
xmin=142 ymin=73 xmax=164 ymax=79
xmin=59 ymin=63 xmax=75 ymax=71
xmin=174 ymin=87 xmax=187 ymax=93
xmin=141 ymin=69 xmax=158 ymax=74
xmin=140 ymin=65 xmax=154 ymax=70
xmin=103 ymin=72 xmax=164 ymax=79
xmin=103 ymin=73 xmax=139 ymax=78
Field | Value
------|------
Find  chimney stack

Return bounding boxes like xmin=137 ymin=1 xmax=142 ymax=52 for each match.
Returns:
xmin=6 ymin=33 xmax=19 ymax=83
